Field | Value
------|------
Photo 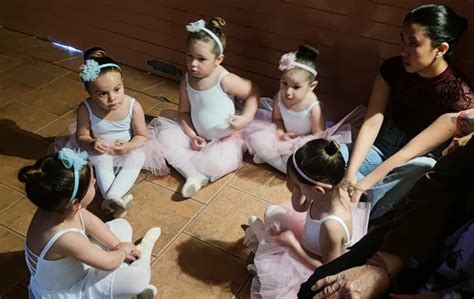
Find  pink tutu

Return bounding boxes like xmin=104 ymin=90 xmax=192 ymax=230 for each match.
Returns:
xmin=244 ymin=201 xmax=370 ymax=299
xmin=245 ymin=105 xmax=366 ymax=172
xmin=51 ymin=122 xmax=169 ymax=176
xmin=149 ymin=117 xmax=246 ymax=182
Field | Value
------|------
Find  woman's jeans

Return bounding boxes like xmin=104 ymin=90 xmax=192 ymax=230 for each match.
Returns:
xmin=340 ymin=123 xmax=436 ymax=220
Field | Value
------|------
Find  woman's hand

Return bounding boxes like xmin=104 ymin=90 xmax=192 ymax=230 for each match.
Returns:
xmin=92 ymin=139 xmax=109 ymax=154
xmin=190 ymin=136 xmax=207 ymax=151
xmin=312 ymin=264 xmax=390 ymax=298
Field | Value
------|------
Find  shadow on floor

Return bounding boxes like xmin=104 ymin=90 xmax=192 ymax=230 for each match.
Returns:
xmin=0 ymin=250 xmax=29 ymax=296
xmin=0 ymin=119 xmax=53 ymax=160
xmin=176 ymin=237 xmax=251 ymax=296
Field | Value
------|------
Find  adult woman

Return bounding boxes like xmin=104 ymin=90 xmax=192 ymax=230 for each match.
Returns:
xmin=342 ymin=4 xmax=473 ymax=219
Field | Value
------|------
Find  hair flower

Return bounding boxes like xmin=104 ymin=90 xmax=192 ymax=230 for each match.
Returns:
xmin=279 ymin=52 xmax=297 ymax=72
xmin=58 ymin=148 xmax=89 ymax=203
xmin=79 ymin=59 xmax=101 ymax=82
xmin=185 ymin=19 xmax=224 ymax=54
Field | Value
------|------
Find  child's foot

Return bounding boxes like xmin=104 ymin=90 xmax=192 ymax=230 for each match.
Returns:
xmin=102 ymin=194 xmax=134 ymax=218
xmin=264 ymin=204 xmax=287 ymax=233
xmin=248 ymin=215 xmax=265 ymax=230
xmin=137 ymin=227 xmax=161 ymax=252
xmin=136 ymin=284 xmax=158 ymax=299
xmin=253 ymin=155 xmax=265 ymax=164
xmin=247 ymin=263 xmax=257 ymax=275
xmin=181 ymin=174 xmax=209 ymax=198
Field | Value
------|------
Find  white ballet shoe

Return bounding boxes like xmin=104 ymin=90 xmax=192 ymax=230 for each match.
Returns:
xmin=253 ymin=155 xmax=265 ymax=164
xmin=136 ymin=284 xmax=158 ymax=299
xmin=181 ymin=174 xmax=209 ymax=198
xmin=106 ymin=194 xmax=134 ymax=218
xmin=137 ymin=227 xmax=161 ymax=251
xmin=248 ymin=215 xmax=265 ymax=230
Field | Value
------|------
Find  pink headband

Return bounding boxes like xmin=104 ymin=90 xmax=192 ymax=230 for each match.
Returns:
xmin=279 ymin=52 xmax=317 ymax=77
xmin=291 ymin=152 xmax=320 ymax=185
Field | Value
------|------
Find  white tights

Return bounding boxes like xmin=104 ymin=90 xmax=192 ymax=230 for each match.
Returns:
xmin=91 ymin=149 xmax=145 ymax=199
xmin=105 ymin=219 xmax=153 ymax=299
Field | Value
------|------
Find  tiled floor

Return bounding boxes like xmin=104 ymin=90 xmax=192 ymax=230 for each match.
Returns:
xmin=0 ymin=27 xmax=292 ymax=298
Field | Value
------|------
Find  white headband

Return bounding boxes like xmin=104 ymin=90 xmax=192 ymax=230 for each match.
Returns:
xmin=186 ymin=19 xmax=224 ymax=54
xmin=279 ymin=52 xmax=317 ymax=77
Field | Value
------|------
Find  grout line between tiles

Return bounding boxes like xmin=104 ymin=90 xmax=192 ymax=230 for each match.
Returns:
xmin=233 ymin=275 xmax=253 ymax=299
xmin=0 ymin=223 xmax=26 ymax=240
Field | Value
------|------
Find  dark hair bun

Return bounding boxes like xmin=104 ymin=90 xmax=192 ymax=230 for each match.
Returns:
xmin=325 ymin=141 xmax=340 ymax=156
xmin=83 ymin=47 xmax=108 ymax=61
xmin=296 ymin=43 xmax=319 ymax=62
xmin=18 ymin=165 xmax=43 ymax=184
xmin=456 ymin=15 xmax=469 ymax=37
xmin=209 ymin=17 xmax=226 ymax=32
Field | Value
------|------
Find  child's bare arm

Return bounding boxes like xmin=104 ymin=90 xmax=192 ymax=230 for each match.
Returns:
xmin=319 ymin=220 xmax=345 ymax=263
xmin=128 ymin=100 xmax=148 ymax=148
xmin=310 ymin=102 xmax=326 ymax=134
xmin=272 ymin=94 xmax=287 ymax=136
xmin=81 ymin=209 xmax=121 ymax=249
xmin=178 ymin=78 xmax=199 ymax=138
xmin=76 ymin=103 xmax=108 ymax=154
xmin=223 ymin=73 xmax=259 ymax=129
xmin=276 ymin=230 xmax=323 ymax=269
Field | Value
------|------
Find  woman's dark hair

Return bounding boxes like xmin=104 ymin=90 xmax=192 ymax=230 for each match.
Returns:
xmin=187 ymin=17 xmax=227 ymax=55
xmin=294 ymin=43 xmax=320 ymax=81
xmin=403 ymin=4 xmax=468 ymax=56
xmin=18 ymin=154 xmax=92 ymax=212
xmin=82 ymin=47 xmax=122 ymax=89
xmin=287 ymin=139 xmax=345 ymax=186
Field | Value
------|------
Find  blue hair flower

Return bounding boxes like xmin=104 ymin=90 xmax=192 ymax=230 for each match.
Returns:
xmin=79 ymin=59 xmax=101 ymax=82
xmin=58 ymin=148 xmax=89 ymax=204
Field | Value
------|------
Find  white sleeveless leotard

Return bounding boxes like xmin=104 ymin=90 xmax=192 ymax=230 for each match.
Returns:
xmin=301 ymin=207 xmax=352 ymax=255
xmin=25 ymin=211 xmax=114 ymax=298
xmin=278 ymin=91 xmax=320 ymax=136
xmin=186 ymin=71 xmax=235 ymax=140
xmin=83 ymin=98 xmax=136 ymax=144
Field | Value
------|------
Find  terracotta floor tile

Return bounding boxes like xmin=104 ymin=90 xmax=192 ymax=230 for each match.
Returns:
xmin=0 ymin=226 xmax=29 ymax=295
xmin=36 ymin=110 xmax=76 ymax=138
xmin=0 ymin=183 xmax=24 ymax=213
xmin=0 ymin=198 xmax=36 ymax=236
xmin=17 ymin=76 xmax=86 ymax=117
xmin=0 ymin=156 xmax=34 ymax=191
xmin=0 ymin=54 xmax=20 ymax=72
xmin=186 ymin=187 xmax=268 ymax=259
xmin=0 ymin=101 xmax=57 ymax=132
xmin=142 ymin=79 xmax=179 ymax=104
xmin=0 ymin=28 xmax=45 ymax=52
xmin=235 ymin=277 xmax=252 ymax=299
xmin=147 ymin=169 xmax=234 ymax=204
xmin=125 ymin=88 xmax=161 ymax=113
xmin=0 ymin=77 xmax=36 ymax=108
xmin=0 ymin=58 xmax=69 ymax=88
xmin=145 ymin=101 xmax=178 ymax=119
xmin=121 ymin=65 xmax=162 ymax=91
xmin=229 ymin=163 xmax=291 ymax=205
xmin=19 ymin=43 xmax=79 ymax=63
xmin=124 ymin=180 xmax=204 ymax=256
xmin=151 ymin=233 xmax=249 ymax=298
xmin=1 ymin=285 xmax=29 ymax=299
xmin=54 ymin=56 xmax=83 ymax=72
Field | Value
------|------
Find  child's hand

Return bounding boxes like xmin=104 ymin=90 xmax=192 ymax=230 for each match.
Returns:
xmin=190 ymin=136 xmax=207 ymax=151
xmin=278 ymin=132 xmax=296 ymax=141
xmin=92 ymin=139 xmax=109 ymax=154
xmin=112 ymin=140 xmax=131 ymax=155
xmin=115 ymin=242 xmax=141 ymax=262
xmin=229 ymin=114 xmax=250 ymax=130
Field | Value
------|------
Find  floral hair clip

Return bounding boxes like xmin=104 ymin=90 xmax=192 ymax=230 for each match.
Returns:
xmin=58 ymin=148 xmax=89 ymax=206
xmin=186 ymin=19 xmax=224 ymax=54
xmin=279 ymin=52 xmax=318 ymax=77
xmin=79 ymin=59 xmax=121 ymax=82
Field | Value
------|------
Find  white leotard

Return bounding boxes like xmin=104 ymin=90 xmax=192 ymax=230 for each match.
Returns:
xmin=278 ymin=91 xmax=320 ymax=136
xmin=187 ymin=71 xmax=235 ymax=140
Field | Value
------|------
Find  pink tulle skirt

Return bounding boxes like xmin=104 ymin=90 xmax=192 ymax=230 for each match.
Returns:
xmin=244 ymin=201 xmax=370 ymax=299
xmin=51 ymin=123 xmax=169 ymax=176
xmin=245 ymin=105 xmax=366 ymax=168
xmin=148 ymin=117 xmax=246 ymax=182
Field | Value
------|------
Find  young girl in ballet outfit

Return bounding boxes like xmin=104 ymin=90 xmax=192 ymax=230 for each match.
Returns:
xmin=246 ymin=44 xmax=365 ymax=173
xmin=244 ymin=139 xmax=370 ymax=299
xmin=21 ymin=148 xmax=161 ymax=298
xmin=149 ymin=17 xmax=259 ymax=197
xmin=74 ymin=47 xmax=165 ymax=217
